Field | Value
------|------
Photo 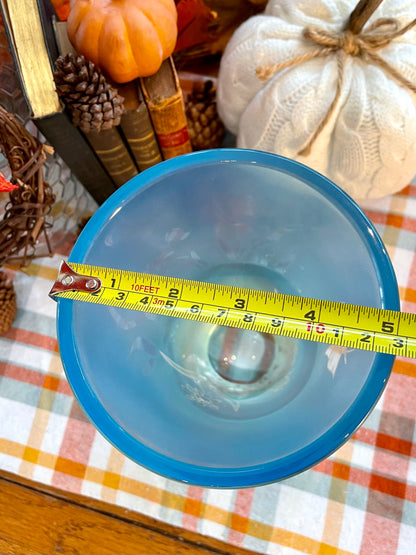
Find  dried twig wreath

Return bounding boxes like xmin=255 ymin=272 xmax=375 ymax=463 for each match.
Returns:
xmin=0 ymin=105 xmax=55 ymax=267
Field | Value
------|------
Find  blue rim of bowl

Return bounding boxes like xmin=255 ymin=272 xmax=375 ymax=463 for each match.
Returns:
xmin=57 ymin=149 xmax=400 ymax=488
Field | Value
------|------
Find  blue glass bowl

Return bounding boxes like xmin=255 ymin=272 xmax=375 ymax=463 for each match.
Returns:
xmin=56 ymin=149 xmax=399 ymax=488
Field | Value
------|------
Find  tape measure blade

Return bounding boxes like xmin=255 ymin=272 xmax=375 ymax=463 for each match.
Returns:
xmin=52 ymin=261 xmax=415 ymax=359
xmin=397 ymin=311 xmax=416 ymax=340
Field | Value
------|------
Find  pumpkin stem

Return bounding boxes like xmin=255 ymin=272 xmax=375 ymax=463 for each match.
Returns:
xmin=346 ymin=0 xmax=385 ymax=34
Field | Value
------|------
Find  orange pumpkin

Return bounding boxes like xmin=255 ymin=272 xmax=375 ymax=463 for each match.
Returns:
xmin=67 ymin=0 xmax=178 ymax=83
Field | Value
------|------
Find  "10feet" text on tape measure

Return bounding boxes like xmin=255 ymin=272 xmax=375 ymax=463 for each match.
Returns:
xmin=50 ymin=261 xmax=416 ymax=359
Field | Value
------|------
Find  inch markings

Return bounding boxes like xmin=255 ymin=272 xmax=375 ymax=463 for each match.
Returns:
xmin=50 ymin=261 xmax=416 ymax=358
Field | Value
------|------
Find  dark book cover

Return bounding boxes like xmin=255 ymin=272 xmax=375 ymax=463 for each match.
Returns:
xmin=0 ymin=0 xmax=117 ymax=204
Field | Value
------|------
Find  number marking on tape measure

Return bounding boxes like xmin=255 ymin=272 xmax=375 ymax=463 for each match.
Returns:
xmin=49 ymin=261 xmax=416 ymax=358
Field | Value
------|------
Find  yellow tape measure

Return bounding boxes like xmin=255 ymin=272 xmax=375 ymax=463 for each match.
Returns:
xmin=50 ymin=261 xmax=416 ymax=358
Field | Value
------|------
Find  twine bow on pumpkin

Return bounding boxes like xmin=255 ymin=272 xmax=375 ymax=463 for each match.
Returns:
xmin=256 ymin=0 xmax=416 ymax=156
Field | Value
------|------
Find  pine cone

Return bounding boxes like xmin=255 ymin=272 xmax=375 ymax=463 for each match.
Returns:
xmin=53 ymin=53 xmax=124 ymax=133
xmin=185 ymin=80 xmax=224 ymax=150
xmin=0 ymin=271 xmax=16 ymax=335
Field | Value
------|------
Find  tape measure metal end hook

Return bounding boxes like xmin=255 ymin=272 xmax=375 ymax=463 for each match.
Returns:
xmin=49 ymin=260 xmax=101 ymax=298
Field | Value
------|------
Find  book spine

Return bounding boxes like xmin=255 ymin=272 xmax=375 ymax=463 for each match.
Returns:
xmin=141 ymin=58 xmax=192 ymax=160
xmin=150 ymin=96 xmax=191 ymax=160
xmin=118 ymin=81 xmax=162 ymax=171
xmin=120 ymin=106 xmax=163 ymax=170
xmin=85 ymin=128 xmax=139 ymax=188
xmin=34 ymin=111 xmax=117 ymax=205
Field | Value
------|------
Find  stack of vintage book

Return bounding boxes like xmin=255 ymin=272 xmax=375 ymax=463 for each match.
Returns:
xmin=0 ymin=0 xmax=192 ymax=205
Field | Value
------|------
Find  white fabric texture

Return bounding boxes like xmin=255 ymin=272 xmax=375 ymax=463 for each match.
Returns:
xmin=217 ymin=0 xmax=416 ymax=200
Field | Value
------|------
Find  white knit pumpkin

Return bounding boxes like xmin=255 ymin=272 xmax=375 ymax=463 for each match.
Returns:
xmin=217 ymin=0 xmax=416 ymax=200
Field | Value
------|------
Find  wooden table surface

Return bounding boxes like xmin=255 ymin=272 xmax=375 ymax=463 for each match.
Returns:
xmin=0 ymin=470 xmax=258 ymax=555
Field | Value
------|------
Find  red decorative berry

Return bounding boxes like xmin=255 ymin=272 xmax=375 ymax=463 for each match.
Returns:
xmin=0 ymin=172 xmax=18 ymax=192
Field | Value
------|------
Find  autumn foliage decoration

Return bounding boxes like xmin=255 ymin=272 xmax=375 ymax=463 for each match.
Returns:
xmin=50 ymin=0 xmax=70 ymax=21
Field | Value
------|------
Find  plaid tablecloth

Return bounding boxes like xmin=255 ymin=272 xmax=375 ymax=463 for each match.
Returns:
xmin=0 ymin=182 xmax=415 ymax=555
